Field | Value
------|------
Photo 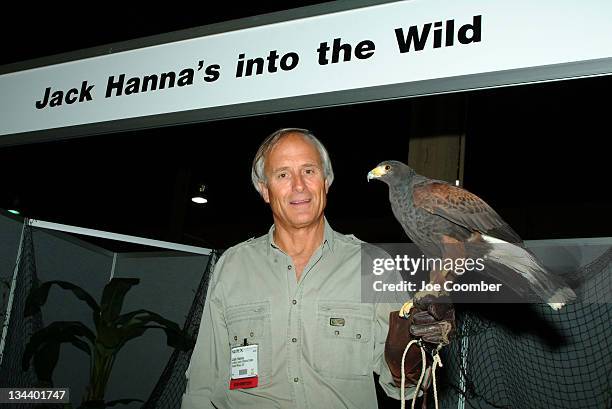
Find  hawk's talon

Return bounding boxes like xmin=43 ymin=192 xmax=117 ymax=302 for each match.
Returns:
xmin=399 ymin=301 xmax=413 ymax=319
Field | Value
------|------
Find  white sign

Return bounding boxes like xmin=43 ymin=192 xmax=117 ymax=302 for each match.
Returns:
xmin=1 ymin=0 xmax=611 ymax=137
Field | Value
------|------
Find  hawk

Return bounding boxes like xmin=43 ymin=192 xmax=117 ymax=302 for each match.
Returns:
xmin=368 ymin=160 xmax=575 ymax=310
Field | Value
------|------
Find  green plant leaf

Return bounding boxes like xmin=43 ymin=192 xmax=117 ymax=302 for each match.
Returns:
xmin=24 ymin=281 xmax=100 ymax=317
xmin=23 ymin=321 xmax=95 ymax=382
xmin=32 ymin=342 xmax=59 ymax=384
xmin=112 ymin=309 xmax=194 ymax=350
xmin=100 ymin=278 xmax=139 ymax=324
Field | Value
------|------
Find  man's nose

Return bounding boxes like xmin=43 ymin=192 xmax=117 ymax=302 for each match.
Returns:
xmin=292 ymin=173 xmax=305 ymax=192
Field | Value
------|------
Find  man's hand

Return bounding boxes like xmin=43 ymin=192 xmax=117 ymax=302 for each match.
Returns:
xmin=410 ymin=292 xmax=455 ymax=345
xmin=384 ymin=294 xmax=455 ymax=388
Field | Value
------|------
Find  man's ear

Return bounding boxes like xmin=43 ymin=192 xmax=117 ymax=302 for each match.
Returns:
xmin=259 ymin=182 xmax=270 ymax=203
xmin=325 ymin=179 xmax=329 ymax=194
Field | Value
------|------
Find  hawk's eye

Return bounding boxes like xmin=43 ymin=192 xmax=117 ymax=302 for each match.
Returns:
xmin=384 ymin=165 xmax=391 ymax=171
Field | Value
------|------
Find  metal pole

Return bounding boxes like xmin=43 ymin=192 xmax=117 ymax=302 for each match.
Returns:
xmin=28 ymin=219 xmax=211 ymax=255
xmin=0 ymin=220 xmax=27 ymax=366
xmin=110 ymin=253 xmax=118 ymax=280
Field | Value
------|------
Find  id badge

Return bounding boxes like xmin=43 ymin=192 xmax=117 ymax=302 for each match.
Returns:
xmin=229 ymin=344 xmax=259 ymax=389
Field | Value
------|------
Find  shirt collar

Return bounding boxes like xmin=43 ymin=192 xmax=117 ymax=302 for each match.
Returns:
xmin=267 ymin=216 xmax=335 ymax=256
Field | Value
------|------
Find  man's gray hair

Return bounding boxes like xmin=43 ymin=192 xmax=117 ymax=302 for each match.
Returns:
xmin=251 ymin=128 xmax=334 ymax=195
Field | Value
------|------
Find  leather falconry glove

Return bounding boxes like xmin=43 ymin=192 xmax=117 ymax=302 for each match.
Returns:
xmin=384 ymin=292 xmax=455 ymax=388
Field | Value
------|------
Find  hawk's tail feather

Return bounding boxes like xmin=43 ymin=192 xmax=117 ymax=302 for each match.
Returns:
xmin=480 ymin=234 xmax=576 ymax=310
xmin=547 ymin=287 xmax=577 ymax=310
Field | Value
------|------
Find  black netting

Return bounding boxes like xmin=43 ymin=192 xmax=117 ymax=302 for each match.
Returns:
xmin=0 ymin=224 xmax=50 ymax=408
xmin=437 ymin=248 xmax=612 ymax=409
xmin=140 ymin=249 xmax=220 ymax=409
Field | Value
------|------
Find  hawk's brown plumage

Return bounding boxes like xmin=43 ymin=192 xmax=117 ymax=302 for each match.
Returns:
xmin=413 ymin=181 xmax=522 ymax=244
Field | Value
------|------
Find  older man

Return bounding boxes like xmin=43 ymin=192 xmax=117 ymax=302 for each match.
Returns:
xmin=181 ymin=128 xmax=449 ymax=409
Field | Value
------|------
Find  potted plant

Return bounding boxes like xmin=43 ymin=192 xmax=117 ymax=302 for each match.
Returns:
xmin=23 ymin=277 xmax=195 ymax=409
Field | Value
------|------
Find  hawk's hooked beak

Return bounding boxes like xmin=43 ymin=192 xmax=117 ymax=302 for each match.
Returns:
xmin=367 ymin=166 xmax=386 ymax=182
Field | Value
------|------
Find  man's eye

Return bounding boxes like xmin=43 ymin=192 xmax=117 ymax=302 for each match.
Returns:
xmin=278 ymin=172 xmax=287 ymax=178
xmin=304 ymin=168 xmax=315 ymax=175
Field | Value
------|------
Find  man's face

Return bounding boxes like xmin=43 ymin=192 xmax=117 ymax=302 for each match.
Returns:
xmin=259 ymin=133 xmax=329 ymax=230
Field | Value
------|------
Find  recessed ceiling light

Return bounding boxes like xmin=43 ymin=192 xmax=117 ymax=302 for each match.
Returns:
xmin=191 ymin=184 xmax=208 ymax=204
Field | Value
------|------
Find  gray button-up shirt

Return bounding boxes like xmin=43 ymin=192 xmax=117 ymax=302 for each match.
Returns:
xmin=181 ymin=219 xmax=415 ymax=409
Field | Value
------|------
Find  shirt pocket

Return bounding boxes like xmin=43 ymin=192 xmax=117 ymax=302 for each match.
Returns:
xmin=314 ymin=301 xmax=373 ymax=379
xmin=226 ymin=301 xmax=273 ymax=385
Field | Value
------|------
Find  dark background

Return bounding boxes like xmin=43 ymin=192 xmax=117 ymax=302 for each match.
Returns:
xmin=1 ymin=2 xmax=610 ymax=251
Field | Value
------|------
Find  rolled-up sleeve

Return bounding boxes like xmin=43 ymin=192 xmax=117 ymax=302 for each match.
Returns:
xmin=181 ymin=256 xmax=228 ymax=409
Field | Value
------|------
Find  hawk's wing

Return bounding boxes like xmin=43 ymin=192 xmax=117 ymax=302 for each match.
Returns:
xmin=412 ymin=181 xmax=522 ymax=244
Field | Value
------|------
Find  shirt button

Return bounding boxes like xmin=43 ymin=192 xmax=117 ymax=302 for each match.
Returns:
xmin=293 ymin=377 xmax=299 ymax=383
xmin=292 ymin=300 xmax=297 ymax=305
xmin=292 ymin=338 xmax=297 ymax=343
xmin=288 ymin=265 xmax=292 ymax=270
